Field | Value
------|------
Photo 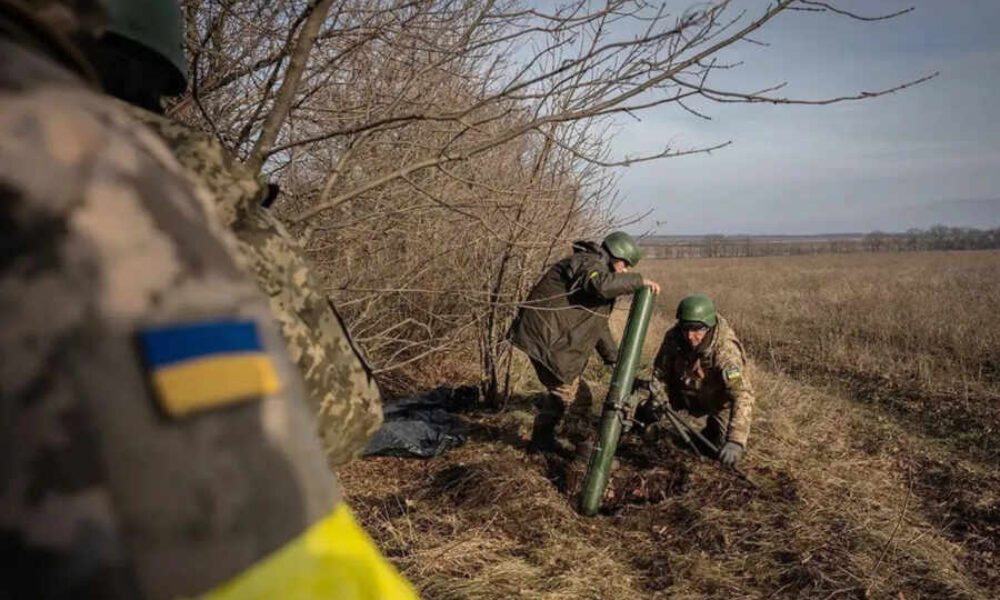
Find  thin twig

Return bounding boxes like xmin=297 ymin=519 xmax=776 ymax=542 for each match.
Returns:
xmin=866 ymin=465 xmax=914 ymax=594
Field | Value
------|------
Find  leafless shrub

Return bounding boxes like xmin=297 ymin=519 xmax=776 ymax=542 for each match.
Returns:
xmin=173 ymin=0 xmax=932 ymax=396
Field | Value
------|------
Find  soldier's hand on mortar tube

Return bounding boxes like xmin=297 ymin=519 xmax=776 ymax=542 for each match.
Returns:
xmin=642 ymin=278 xmax=661 ymax=295
xmin=719 ymin=441 xmax=744 ymax=467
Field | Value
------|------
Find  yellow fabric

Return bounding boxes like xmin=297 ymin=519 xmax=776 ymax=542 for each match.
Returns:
xmin=152 ymin=353 xmax=281 ymax=417
xmin=191 ymin=504 xmax=420 ymax=600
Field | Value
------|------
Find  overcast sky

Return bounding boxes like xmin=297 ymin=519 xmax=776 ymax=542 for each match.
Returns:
xmin=608 ymin=0 xmax=1000 ymax=235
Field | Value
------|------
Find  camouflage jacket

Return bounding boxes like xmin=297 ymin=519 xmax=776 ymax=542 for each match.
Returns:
xmin=652 ymin=316 xmax=756 ymax=446
xmin=122 ymin=106 xmax=382 ymax=468
xmin=0 ymin=35 xmax=338 ymax=599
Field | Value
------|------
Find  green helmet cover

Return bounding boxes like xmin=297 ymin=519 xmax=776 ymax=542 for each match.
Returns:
xmin=602 ymin=231 xmax=641 ymax=266
xmin=676 ymin=294 xmax=717 ymax=328
xmin=105 ymin=0 xmax=187 ymax=94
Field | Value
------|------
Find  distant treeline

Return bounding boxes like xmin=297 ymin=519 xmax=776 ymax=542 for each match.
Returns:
xmin=646 ymin=226 xmax=1000 ymax=259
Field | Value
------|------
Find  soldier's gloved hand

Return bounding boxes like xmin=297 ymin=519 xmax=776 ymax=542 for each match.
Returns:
xmin=718 ymin=441 xmax=744 ymax=467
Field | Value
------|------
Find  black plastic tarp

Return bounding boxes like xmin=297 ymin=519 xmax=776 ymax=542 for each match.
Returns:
xmin=361 ymin=386 xmax=477 ymax=458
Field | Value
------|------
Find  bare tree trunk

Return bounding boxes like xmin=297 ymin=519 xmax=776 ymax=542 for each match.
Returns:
xmin=248 ymin=0 xmax=335 ymax=172
xmin=480 ymin=200 xmax=526 ymax=407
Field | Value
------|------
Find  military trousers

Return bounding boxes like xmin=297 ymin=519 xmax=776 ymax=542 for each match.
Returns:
xmin=529 ymin=359 xmax=600 ymax=446
xmin=641 ymin=393 xmax=732 ymax=452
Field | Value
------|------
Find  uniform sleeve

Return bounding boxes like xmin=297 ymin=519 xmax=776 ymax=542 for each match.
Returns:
xmin=595 ymin=321 xmax=618 ymax=365
xmin=128 ymin=106 xmax=383 ymax=468
xmin=566 ymin=255 xmax=642 ymax=300
xmin=582 ymin=268 xmax=644 ymax=299
xmin=717 ymin=339 xmax=756 ymax=446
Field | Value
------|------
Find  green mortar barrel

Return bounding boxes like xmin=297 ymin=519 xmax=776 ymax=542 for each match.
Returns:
xmin=578 ymin=286 xmax=655 ymax=516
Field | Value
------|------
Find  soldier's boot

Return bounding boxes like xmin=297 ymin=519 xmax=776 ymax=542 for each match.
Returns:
xmin=529 ymin=396 xmax=573 ymax=456
xmin=529 ymin=419 xmax=575 ymax=456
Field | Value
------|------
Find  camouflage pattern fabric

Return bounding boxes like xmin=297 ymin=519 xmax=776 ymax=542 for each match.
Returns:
xmin=0 ymin=34 xmax=338 ymax=599
xmin=651 ymin=315 xmax=756 ymax=446
xmin=123 ymin=105 xmax=383 ymax=468
xmin=531 ymin=359 xmax=580 ymax=408
xmin=529 ymin=358 xmax=598 ymax=440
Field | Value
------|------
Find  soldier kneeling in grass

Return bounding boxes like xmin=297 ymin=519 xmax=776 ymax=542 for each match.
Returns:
xmin=641 ymin=294 xmax=756 ymax=468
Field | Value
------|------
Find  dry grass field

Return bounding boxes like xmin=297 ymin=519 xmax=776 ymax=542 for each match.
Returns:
xmin=341 ymin=250 xmax=1000 ymax=600
xmin=652 ymin=251 xmax=1000 ymax=460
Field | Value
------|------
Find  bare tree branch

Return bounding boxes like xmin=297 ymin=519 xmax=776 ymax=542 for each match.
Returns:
xmin=249 ymin=0 xmax=336 ymax=172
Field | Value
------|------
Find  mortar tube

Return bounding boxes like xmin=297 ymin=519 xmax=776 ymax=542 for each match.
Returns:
xmin=578 ymin=286 xmax=655 ymax=516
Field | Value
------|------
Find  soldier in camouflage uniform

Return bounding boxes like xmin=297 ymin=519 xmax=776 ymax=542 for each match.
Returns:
xmin=646 ymin=294 xmax=756 ymax=467
xmin=0 ymin=2 xmax=414 ymax=598
xmin=120 ymin=109 xmax=382 ymax=468
xmin=81 ymin=0 xmax=381 ymax=469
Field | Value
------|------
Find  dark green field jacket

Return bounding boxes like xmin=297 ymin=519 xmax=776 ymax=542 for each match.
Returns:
xmin=508 ymin=241 xmax=644 ymax=383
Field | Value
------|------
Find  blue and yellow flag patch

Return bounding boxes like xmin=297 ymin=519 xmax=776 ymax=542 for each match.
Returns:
xmin=723 ymin=366 xmax=742 ymax=383
xmin=138 ymin=319 xmax=281 ymax=418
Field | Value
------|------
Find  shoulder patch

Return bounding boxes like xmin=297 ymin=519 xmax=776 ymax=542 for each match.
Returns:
xmin=723 ymin=366 xmax=742 ymax=382
xmin=589 ymin=270 xmax=601 ymax=279
xmin=138 ymin=318 xmax=281 ymax=418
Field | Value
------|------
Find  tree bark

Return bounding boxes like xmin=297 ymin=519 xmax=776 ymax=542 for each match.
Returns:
xmin=248 ymin=0 xmax=335 ymax=173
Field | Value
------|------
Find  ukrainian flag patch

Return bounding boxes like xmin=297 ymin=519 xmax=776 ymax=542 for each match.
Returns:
xmin=138 ymin=318 xmax=281 ymax=418
xmin=723 ymin=366 xmax=742 ymax=382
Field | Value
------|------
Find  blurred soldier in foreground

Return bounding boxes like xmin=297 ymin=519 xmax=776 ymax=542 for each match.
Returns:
xmin=508 ymin=232 xmax=661 ymax=455
xmin=84 ymin=0 xmax=382 ymax=470
xmin=0 ymin=1 xmax=415 ymax=598
xmin=642 ymin=294 xmax=756 ymax=468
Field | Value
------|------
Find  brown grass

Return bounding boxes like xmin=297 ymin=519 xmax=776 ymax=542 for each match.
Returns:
xmin=342 ymin=250 xmax=1000 ymax=599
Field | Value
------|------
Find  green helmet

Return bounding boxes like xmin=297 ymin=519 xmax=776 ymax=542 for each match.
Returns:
xmin=676 ymin=294 xmax=717 ymax=328
xmin=602 ymin=231 xmax=641 ymax=267
xmin=104 ymin=0 xmax=187 ymax=94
